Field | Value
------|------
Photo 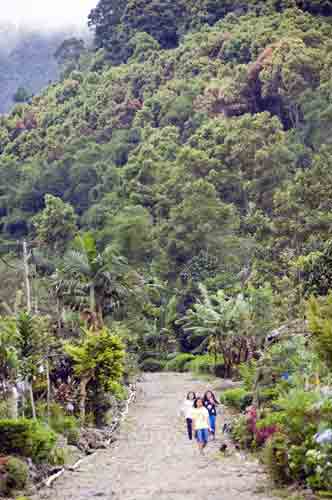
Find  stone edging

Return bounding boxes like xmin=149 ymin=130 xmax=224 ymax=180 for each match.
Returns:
xmin=41 ymin=383 xmax=137 ymax=489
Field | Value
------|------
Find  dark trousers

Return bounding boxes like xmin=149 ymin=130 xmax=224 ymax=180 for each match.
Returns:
xmin=186 ymin=418 xmax=193 ymax=440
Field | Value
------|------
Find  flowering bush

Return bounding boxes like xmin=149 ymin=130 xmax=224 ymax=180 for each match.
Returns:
xmin=305 ymin=445 xmax=332 ymax=490
xmin=260 ymin=393 xmax=332 ymax=491
xmin=231 ymin=406 xmax=278 ymax=448
xmin=255 ymin=424 xmax=278 ymax=446
xmin=229 ymin=333 xmax=332 ymax=493
xmin=245 ymin=406 xmax=278 ymax=446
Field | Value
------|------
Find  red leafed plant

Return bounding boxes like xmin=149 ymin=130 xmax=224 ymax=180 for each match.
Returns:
xmin=245 ymin=406 xmax=277 ymax=446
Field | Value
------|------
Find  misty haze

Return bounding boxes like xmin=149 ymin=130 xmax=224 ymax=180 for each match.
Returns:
xmin=0 ymin=0 xmax=97 ymax=30
xmin=0 ymin=0 xmax=97 ymax=113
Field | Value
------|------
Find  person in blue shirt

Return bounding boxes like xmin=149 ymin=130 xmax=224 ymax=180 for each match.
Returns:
xmin=203 ymin=390 xmax=220 ymax=440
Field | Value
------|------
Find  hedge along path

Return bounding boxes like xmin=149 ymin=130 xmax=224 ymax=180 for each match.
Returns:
xmin=37 ymin=372 xmax=278 ymax=500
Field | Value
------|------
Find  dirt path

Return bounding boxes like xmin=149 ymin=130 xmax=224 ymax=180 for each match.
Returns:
xmin=37 ymin=373 xmax=277 ymax=500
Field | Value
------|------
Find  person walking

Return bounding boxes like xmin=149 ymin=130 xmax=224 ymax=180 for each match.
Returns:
xmin=203 ymin=390 xmax=220 ymax=440
xmin=192 ymin=397 xmax=210 ymax=454
xmin=180 ymin=391 xmax=196 ymax=440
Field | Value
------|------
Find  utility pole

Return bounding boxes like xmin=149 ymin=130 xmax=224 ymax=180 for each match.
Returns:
xmin=23 ymin=239 xmax=37 ymax=419
xmin=23 ymin=239 xmax=32 ymax=313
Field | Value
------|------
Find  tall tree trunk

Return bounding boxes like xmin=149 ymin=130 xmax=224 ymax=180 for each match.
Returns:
xmin=223 ymin=361 xmax=232 ymax=379
xmin=90 ymin=284 xmax=100 ymax=330
xmin=28 ymin=380 xmax=36 ymax=419
xmin=221 ymin=346 xmax=232 ymax=379
xmin=79 ymin=376 xmax=89 ymax=424
xmin=96 ymin=301 xmax=104 ymax=328
xmin=89 ymin=283 xmax=96 ymax=315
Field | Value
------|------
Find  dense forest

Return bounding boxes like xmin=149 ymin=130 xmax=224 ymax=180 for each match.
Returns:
xmin=0 ymin=0 xmax=332 ymax=495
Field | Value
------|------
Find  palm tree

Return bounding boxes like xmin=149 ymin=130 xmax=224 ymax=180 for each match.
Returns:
xmin=59 ymin=233 xmax=129 ymax=327
xmin=180 ymin=285 xmax=252 ymax=377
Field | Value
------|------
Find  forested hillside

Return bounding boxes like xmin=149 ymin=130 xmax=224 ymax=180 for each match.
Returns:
xmin=0 ymin=0 xmax=332 ymax=495
xmin=1 ymin=1 xmax=332 ymax=303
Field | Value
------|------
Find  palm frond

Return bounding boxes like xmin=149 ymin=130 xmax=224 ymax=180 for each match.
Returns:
xmin=63 ymin=250 xmax=91 ymax=278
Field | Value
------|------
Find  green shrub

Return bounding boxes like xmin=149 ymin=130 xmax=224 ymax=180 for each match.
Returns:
xmin=274 ymin=389 xmax=320 ymax=443
xmin=257 ymin=387 xmax=279 ymax=404
xmin=263 ymin=432 xmax=291 ymax=484
xmin=140 ymin=358 xmax=165 ymax=372
xmin=36 ymin=402 xmax=80 ymax=445
xmin=256 ymin=411 xmax=286 ymax=430
xmin=50 ymin=415 xmax=79 ymax=438
xmin=6 ymin=457 xmax=29 ymax=492
xmin=238 ymin=361 xmax=257 ymax=391
xmin=66 ymin=427 xmax=80 ymax=446
xmin=186 ymin=354 xmax=224 ymax=376
xmin=231 ymin=415 xmax=254 ymax=449
xmin=49 ymin=447 xmax=69 ymax=466
xmin=220 ymin=387 xmax=253 ymax=410
xmin=288 ymin=442 xmax=309 ymax=480
xmin=0 ymin=419 xmax=56 ymax=463
xmin=305 ymin=444 xmax=332 ymax=491
xmin=28 ymin=422 xmax=57 ymax=462
xmin=51 ymin=416 xmax=80 ymax=446
xmin=166 ymin=352 xmax=179 ymax=361
xmin=164 ymin=353 xmax=195 ymax=372
xmin=0 ymin=400 xmax=11 ymax=418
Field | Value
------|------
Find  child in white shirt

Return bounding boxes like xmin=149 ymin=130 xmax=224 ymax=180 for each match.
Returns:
xmin=180 ymin=391 xmax=196 ymax=440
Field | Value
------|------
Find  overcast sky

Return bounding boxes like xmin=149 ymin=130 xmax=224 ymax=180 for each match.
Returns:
xmin=0 ymin=0 xmax=98 ymax=30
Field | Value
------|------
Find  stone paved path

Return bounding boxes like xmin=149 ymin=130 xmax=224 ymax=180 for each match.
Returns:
xmin=38 ymin=373 xmax=277 ymax=500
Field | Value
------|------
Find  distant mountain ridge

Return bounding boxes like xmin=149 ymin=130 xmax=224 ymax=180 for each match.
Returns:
xmin=0 ymin=25 xmax=89 ymax=114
